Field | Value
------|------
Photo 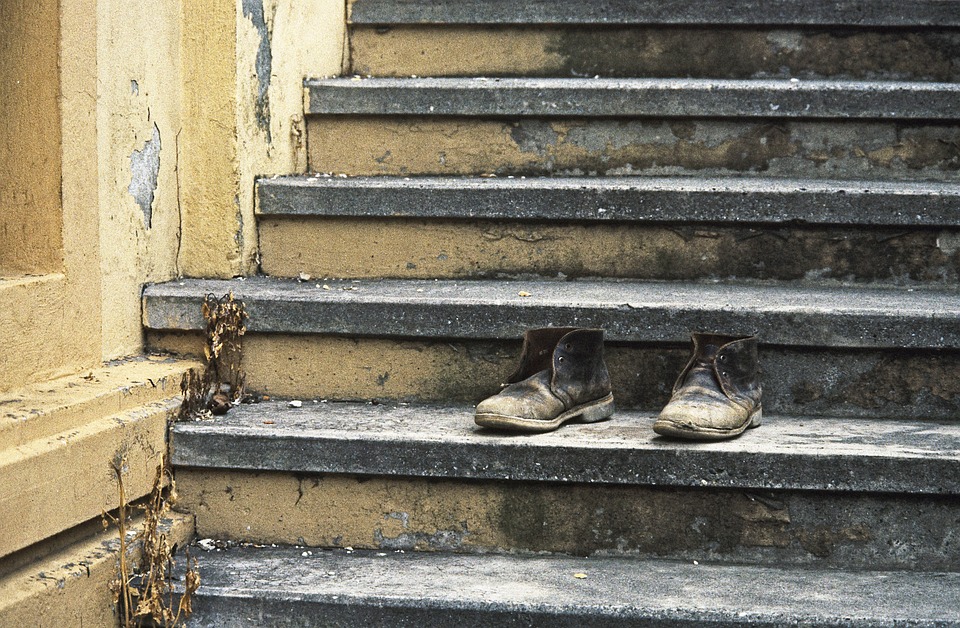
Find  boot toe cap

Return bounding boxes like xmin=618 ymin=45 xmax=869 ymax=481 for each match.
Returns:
xmin=654 ymin=400 xmax=754 ymax=440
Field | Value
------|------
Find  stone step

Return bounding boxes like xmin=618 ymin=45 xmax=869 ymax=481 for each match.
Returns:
xmin=180 ymin=547 xmax=960 ymax=627
xmin=0 ymin=357 xmax=199 ymax=559
xmin=306 ymin=78 xmax=960 ymax=119
xmin=305 ymin=80 xmax=960 ymax=181
xmin=172 ymin=401 xmax=960 ymax=494
xmin=0 ymin=511 xmax=193 ymax=626
xmin=1 ymin=397 xmax=180 ymax=559
xmin=0 ymin=355 xmax=199 ymax=448
xmin=348 ymin=0 xmax=960 ymax=27
xmin=349 ymin=25 xmax=960 ymax=81
xmin=170 ymin=402 xmax=960 ymax=569
xmin=257 ymin=175 xmax=960 ymax=283
xmin=144 ymin=278 xmax=960 ymax=418
xmin=259 ymin=175 xmax=960 ymax=226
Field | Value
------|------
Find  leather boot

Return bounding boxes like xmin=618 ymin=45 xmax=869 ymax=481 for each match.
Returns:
xmin=475 ymin=327 xmax=614 ymax=433
xmin=653 ymin=333 xmax=762 ymax=441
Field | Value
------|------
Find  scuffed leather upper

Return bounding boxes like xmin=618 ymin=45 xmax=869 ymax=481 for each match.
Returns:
xmin=477 ymin=328 xmax=611 ymax=421
xmin=659 ymin=333 xmax=761 ymax=431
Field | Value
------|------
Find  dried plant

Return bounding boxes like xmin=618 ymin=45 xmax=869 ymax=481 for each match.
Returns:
xmin=177 ymin=292 xmax=248 ymax=420
xmin=103 ymin=455 xmax=200 ymax=627
xmin=202 ymin=291 xmax=247 ymax=404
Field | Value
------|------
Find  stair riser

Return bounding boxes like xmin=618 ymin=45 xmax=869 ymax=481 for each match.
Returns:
xmin=307 ymin=117 xmax=960 ymax=180
xmin=174 ymin=469 xmax=960 ymax=571
xmin=148 ymin=333 xmax=960 ymax=419
xmin=351 ymin=26 xmax=960 ymax=81
xmin=259 ymin=216 xmax=960 ymax=283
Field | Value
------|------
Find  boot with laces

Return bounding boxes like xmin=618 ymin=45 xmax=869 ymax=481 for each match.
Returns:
xmin=475 ymin=327 xmax=614 ymax=433
xmin=653 ymin=333 xmax=762 ymax=440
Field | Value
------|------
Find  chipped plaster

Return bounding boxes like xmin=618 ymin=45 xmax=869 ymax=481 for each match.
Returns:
xmin=128 ymin=123 xmax=161 ymax=229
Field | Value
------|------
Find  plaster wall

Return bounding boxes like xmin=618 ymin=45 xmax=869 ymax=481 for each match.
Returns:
xmin=97 ymin=0 xmax=183 ymax=359
xmin=0 ymin=0 xmax=104 ymax=392
xmin=98 ymin=0 xmax=345 ymax=357
xmin=179 ymin=0 xmax=346 ymax=280
xmin=0 ymin=0 xmax=63 ymax=275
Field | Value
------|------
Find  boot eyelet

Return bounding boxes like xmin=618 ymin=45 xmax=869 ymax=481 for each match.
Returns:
xmin=558 ymin=356 xmax=565 ymax=363
xmin=565 ymin=344 xmax=571 ymax=350
xmin=718 ymin=355 xmax=727 ymax=362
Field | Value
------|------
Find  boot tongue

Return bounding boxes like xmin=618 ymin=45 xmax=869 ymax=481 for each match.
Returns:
xmin=684 ymin=344 xmax=720 ymax=386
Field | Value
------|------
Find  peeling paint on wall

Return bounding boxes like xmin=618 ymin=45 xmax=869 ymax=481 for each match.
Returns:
xmin=128 ymin=123 xmax=161 ymax=229
xmin=242 ymin=0 xmax=273 ymax=142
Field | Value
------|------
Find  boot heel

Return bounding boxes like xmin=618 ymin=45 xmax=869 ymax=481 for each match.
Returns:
xmin=579 ymin=395 xmax=615 ymax=423
xmin=749 ymin=406 xmax=762 ymax=428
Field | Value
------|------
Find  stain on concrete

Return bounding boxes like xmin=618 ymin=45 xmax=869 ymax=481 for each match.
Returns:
xmin=309 ymin=117 xmax=960 ymax=180
xmin=242 ymin=0 xmax=273 ymax=142
xmin=351 ymin=26 xmax=960 ymax=81
xmin=544 ymin=28 xmax=960 ymax=81
xmin=509 ymin=120 xmax=559 ymax=155
xmin=128 ymin=123 xmax=161 ymax=229
xmin=263 ymin=218 xmax=957 ymax=283
xmin=374 ymin=521 xmax=470 ymax=551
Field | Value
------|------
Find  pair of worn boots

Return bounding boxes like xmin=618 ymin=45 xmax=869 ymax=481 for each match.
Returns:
xmin=473 ymin=327 xmax=762 ymax=441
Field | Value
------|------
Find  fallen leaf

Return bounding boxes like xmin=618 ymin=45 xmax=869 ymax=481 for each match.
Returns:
xmin=518 ymin=291 xmax=531 ymax=297
xmin=573 ymin=573 xmax=587 ymax=579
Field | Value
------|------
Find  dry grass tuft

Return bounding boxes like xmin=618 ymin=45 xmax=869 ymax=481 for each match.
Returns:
xmin=103 ymin=458 xmax=200 ymax=627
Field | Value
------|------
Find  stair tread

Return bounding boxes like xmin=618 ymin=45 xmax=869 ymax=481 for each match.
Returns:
xmin=349 ymin=0 xmax=960 ymax=27
xmin=183 ymin=546 xmax=960 ymax=626
xmin=171 ymin=401 xmax=960 ymax=494
xmin=259 ymin=174 xmax=960 ymax=227
xmin=306 ymin=77 xmax=960 ymax=119
xmin=144 ymin=277 xmax=960 ymax=349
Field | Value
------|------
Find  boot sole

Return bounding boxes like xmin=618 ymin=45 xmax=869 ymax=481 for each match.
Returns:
xmin=652 ymin=405 xmax=762 ymax=441
xmin=474 ymin=393 xmax=615 ymax=433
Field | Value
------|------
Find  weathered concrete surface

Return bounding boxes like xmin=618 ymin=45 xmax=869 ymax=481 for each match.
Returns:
xmin=0 ymin=512 xmax=194 ymax=627
xmin=350 ymin=26 xmax=960 ymax=81
xmin=258 ymin=175 xmax=960 ymax=227
xmin=306 ymin=77 xmax=960 ymax=119
xmin=143 ymin=277 xmax=960 ymax=349
xmin=175 ymin=467 xmax=960 ymax=570
xmin=257 ymin=175 xmax=960 ymax=283
xmin=348 ymin=0 xmax=960 ymax=27
xmin=182 ymin=548 xmax=960 ymax=627
xmin=0 ymin=398 xmax=179 ymax=559
xmin=260 ymin=215 xmax=960 ymax=283
xmin=306 ymin=117 xmax=960 ymax=180
xmin=146 ymin=333 xmax=960 ymax=419
xmin=172 ymin=401 xmax=960 ymax=494
xmin=95 ymin=0 xmax=185 ymax=358
xmin=0 ymin=355 xmax=199 ymax=448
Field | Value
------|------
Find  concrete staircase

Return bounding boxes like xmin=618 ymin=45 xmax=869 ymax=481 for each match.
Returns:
xmin=145 ymin=1 xmax=960 ymax=624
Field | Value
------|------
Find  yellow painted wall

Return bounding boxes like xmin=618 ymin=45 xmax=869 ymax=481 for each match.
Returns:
xmin=179 ymin=0 xmax=346 ymax=279
xmin=0 ymin=0 xmax=63 ymax=275
xmin=97 ymin=0 xmax=183 ymax=358
xmin=1 ymin=0 xmax=347 ymax=383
